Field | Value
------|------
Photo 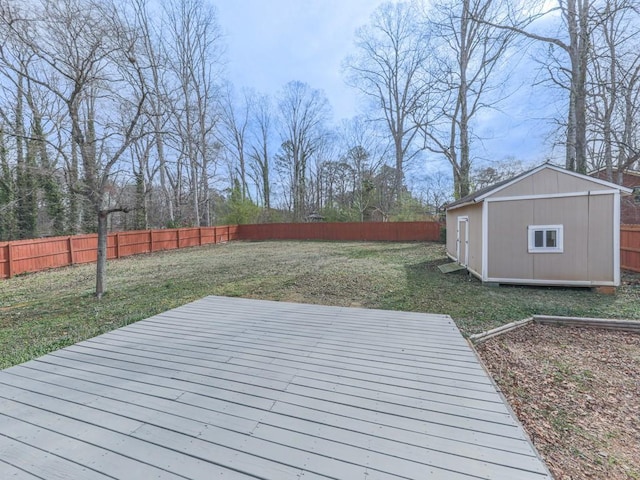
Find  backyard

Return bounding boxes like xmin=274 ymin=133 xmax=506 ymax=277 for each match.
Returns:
xmin=1 ymin=240 xmax=640 ymax=479
xmin=1 ymin=240 xmax=639 ymax=369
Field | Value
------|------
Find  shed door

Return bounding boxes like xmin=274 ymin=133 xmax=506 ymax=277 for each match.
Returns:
xmin=457 ymin=217 xmax=469 ymax=267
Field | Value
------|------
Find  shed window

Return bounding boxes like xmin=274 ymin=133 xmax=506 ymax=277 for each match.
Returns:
xmin=528 ymin=225 xmax=563 ymax=253
xmin=633 ymin=187 xmax=640 ymax=204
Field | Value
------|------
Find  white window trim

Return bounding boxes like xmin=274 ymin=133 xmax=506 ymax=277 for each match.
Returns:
xmin=528 ymin=225 xmax=563 ymax=253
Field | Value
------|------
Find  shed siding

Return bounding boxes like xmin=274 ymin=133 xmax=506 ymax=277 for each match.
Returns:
xmin=489 ymin=168 xmax=612 ymax=199
xmin=487 ymin=195 xmax=615 ymax=283
xmin=445 ymin=204 xmax=483 ymax=275
xmin=587 ymin=194 xmax=614 ymax=281
xmin=487 ymin=200 xmax=534 ymax=279
xmin=530 ymin=197 xmax=589 ymax=281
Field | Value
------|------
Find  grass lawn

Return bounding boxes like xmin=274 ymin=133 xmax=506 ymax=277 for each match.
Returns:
xmin=1 ymin=240 xmax=639 ymax=369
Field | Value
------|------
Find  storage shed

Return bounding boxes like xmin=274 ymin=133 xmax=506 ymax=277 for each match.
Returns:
xmin=445 ymin=164 xmax=632 ymax=287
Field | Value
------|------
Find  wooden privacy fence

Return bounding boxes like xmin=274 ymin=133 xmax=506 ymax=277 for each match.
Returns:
xmin=237 ymin=221 xmax=441 ymax=242
xmin=0 ymin=226 xmax=239 ymax=279
xmin=3 ymin=222 xmax=640 ymax=280
xmin=621 ymin=224 xmax=640 ymax=273
xmin=0 ymin=222 xmax=440 ymax=279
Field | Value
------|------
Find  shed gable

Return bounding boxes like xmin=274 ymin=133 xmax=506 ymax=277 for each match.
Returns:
xmin=485 ymin=167 xmax=614 ymax=199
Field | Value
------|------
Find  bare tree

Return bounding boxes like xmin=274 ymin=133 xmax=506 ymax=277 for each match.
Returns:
xmin=339 ymin=116 xmax=389 ymax=221
xmin=587 ymin=0 xmax=640 ymax=180
xmin=219 ymin=84 xmax=250 ymax=200
xmin=344 ymin=1 xmax=431 ymax=205
xmin=277 ymin=81 xmax=330 ymax=221
xmin=471 ymin=157 xmax=527 ymax=189
xmin=133 ymin=0 xmax=176 ymax=226
xmin=478 ymin=0 xmax=599 ymax=173
xmin=1 ymin=0 xmax=147 ymax=298
xmin=165 ymin=0 xmax=223 ymax=226
xmin=247 ymin=92 xmax=273 ymax=210
xmin=421 ymin=170 xmax=454 ymax=216
xmin=424 ymin=0 xmax=515 ymax=198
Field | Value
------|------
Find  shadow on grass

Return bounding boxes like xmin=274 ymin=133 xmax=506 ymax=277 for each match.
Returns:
xmin=379 ymin=259 xmax=621 ymax=336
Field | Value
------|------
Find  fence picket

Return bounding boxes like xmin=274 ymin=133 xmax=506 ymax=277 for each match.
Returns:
xmin=621 ymin=224 xmax=640 ymax=273
xmin=7 ymin=243 xmax=13 ymax=279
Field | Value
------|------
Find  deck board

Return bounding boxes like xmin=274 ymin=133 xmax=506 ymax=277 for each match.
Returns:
xmin=0 ymin=296 xmax=552 ymax=479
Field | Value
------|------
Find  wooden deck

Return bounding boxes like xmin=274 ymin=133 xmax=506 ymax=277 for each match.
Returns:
xmin=0 ymin=296 xmax=552 ymax=479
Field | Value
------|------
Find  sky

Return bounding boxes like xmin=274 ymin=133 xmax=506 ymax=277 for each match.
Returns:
xmin=216 ymin=0 xmax=377 ymax=120
xmin=215 ymin=0 xmax=560 ymax=176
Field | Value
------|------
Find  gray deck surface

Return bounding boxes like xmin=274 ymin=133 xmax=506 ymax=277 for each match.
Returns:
xmin=0 ymin=296 xmax=552 ymax=479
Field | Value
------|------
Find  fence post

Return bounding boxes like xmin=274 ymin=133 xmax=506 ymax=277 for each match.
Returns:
xmin=115 ymin=233 xmax=120 ymax=259
xmin=149 ymin=230 xmax=154 ymax=252
xmin=227 ymin=225 xmax=230 ymax=242
xmin=176 ymin=229 xmax=180 ymax=249
xmin=199 ymin=227 xmax=202 ymax=246
xmin=68 ymin=236 xmax=75 ymax=265
xmin=6 ymin=243 xmax=13 ymax=278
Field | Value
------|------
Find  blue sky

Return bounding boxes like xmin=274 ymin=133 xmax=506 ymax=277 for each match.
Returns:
xmin=216 ymin=0 xmax=560 ymax=173
xmin=216 ymin=0 xmax=378 ymax=120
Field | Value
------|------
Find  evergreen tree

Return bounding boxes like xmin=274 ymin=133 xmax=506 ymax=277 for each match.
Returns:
xmin=0 ymin=129 xmax=17 ymax=241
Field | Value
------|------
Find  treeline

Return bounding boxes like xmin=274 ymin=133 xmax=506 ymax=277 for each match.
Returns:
xmin=2 ymin=0 xmax=640 ymax=245
xmin=0 ymin=0 xmax=445 ymax=243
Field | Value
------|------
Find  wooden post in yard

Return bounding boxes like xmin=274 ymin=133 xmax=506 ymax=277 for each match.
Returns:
xmin=199 ymin=227 xmax=202 ymax=246
xmin=149 ymin=230 xmax=154 ymax=252
xmin=227 ymin=225 xmax=230 ymax=242
xmin=115 ymin=233 xmax=120 ymax=259
xmin=176 ymin=229 xmax=181 ymax=249
xmin=68 ymin=236 xmax=75 ymax=265
xmin=6 ymin=243 xmax=13 ymax=278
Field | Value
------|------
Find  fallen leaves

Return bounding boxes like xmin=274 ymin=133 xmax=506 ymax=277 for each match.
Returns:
xmin=477 ymin=323 xmax=640 ymax=480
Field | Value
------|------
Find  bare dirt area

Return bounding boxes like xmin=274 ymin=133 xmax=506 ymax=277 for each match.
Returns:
xmin=476 ymin=323 xmax=640 ymax=480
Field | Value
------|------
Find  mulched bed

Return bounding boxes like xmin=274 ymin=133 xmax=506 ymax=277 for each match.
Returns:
xmin=476 ymin=323 xmax=640 ymax=480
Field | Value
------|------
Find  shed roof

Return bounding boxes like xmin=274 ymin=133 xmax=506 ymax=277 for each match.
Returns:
xmin=447 ymin=163 xmax=633 ymax=211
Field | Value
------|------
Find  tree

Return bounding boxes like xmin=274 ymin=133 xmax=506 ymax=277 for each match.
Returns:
xmin=220 ymin=178 xmax=260 ymax=225
xmin=165 ymin=0 xmax=223 ymax=227
xmin=219 ymin=84 xmax=251 ymax=200
xmin=479 ymin=0 xmax=599 ymax=173
xmin=471 ymin=157 xmax=526 ymax=190
xmin=1 ymin=0 xmax=147 ymax=297
xmin=247 ymin=93 xmax=273 ymax=210
xmin=14 ymin=71 xmax=37 ymax=239
xmin=423 ymin=171 xmax=454 ymax=217
xmin=344 ymin=1 xmax=431 ymax=205
xmin=338 ymin=116 xmax=389 ymax=221
xmin=424 ymin=0 xmax=515 ymax=198
xmin=0 ymin=126 xmax=18 ymax=240
xmin=133 ymin=0 xmax=175 ymax=227
xmin=277 ymin=81 xmax=330 ymax=221
xmin=587 ymin=0 xmax=640 ymax=180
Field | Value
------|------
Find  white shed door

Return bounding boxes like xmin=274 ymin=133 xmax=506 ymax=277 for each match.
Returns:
xmin=457 ymin=217 xmax=469 ymax=267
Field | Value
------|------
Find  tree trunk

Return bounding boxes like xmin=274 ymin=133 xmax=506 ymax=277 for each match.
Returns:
xmin=95 ymin=210 xmax=108 ymax=299
xmin=68 ymin=140 xmax=80 ymax=234
xmin=394 ymin=136 xmax=404 ymax=205
xmin=575 ymin=0 xmax=589 ymax=174
xmin=155 ymin=127 xmax=174 ymax=225
xmin=263 ymin=152 xmax=270 ymax=210
xmin=564 ymin=0 xmax=589 ymax=173
xmin=458 ymin=0 xmax=471 ymax=198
